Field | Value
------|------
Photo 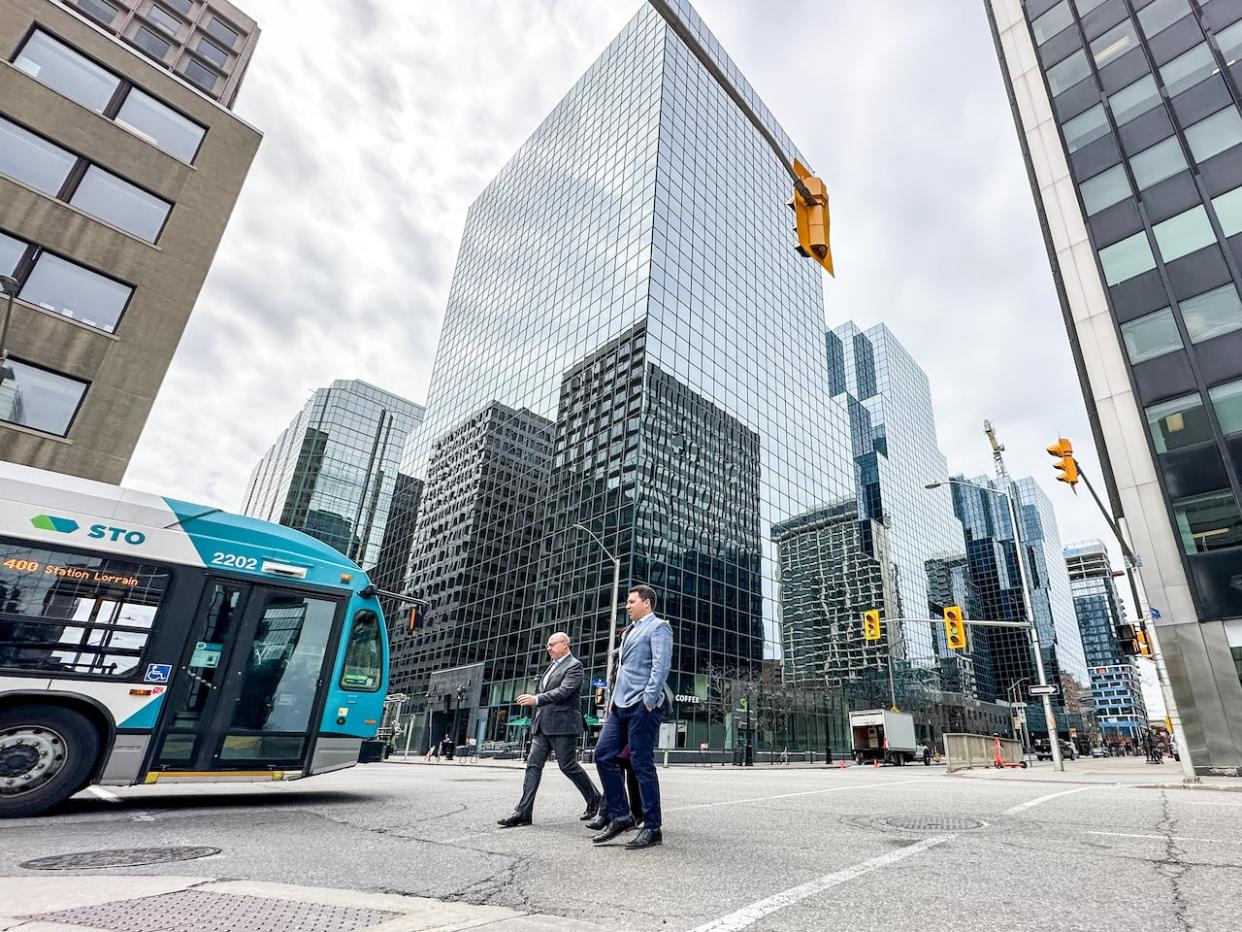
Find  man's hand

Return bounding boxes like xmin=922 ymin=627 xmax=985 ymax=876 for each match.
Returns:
xmin=516 ymin=694 xmax=537 ymax=707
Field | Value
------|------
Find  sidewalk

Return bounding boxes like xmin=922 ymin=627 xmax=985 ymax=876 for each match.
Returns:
xmin=947 ymin=756 xmax=1242 ymax=791
xmin=0 ymin=876 xmax=614 ymax=932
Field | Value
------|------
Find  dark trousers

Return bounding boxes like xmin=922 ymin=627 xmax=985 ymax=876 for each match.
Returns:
xmin=514 ymin=732 xmax=599 ymax=818
xmin=596 ymin=702 xmax=662 ymax=829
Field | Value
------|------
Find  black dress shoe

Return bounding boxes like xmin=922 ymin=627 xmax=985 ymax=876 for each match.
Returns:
xmin=579 ymin=795 xmax=603 ymax=820
xmin=591 ymin=817 xmax=636 ymax=844
xmin=585 ymin=812 xmax=610 ymax=831
xmin=625 ymin=827 xmax=662 ymax=849
xmin=496 ymin=814 xmax=532 ymax=828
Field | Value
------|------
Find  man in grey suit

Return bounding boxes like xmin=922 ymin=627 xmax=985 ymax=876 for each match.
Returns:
xmin=497 ymin=632 xmax=602 ymax=827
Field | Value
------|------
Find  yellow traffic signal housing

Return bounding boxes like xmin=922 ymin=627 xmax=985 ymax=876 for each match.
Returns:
xmin=863 ymin=609 xmax=882 ymax=641
xmin=944 ymin=605 xmax=967 ymax=651
xmin=407 ymin=604 xmax=419 ymax=635
xmin=788 ymin=160 xmax=834 ymax=276
xmin=1136 ymin=628 xmax=1151 ymax=657
xmin=1046 ymin=438 xmax=1080 ymax=489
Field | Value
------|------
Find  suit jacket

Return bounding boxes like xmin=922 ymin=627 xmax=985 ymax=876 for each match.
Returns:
xmin=612 ymin=613 xmax=673 ymax=710
xmin=532 ymin=654 xmax=585 ymax=736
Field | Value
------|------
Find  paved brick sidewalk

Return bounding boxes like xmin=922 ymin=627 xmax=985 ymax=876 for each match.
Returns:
xmin=0 ymin=876 xmax=615 ymax=932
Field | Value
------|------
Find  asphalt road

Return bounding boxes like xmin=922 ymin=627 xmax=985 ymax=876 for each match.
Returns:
xmin=2 ymin=761 xmax=1240 ymax=931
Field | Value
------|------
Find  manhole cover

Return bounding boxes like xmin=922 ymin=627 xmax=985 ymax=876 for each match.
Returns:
xmin=20 ymin=846 xmax=221 ymax=870
xmin=885 ymin=816 xmax=984 ymax=832
xmin=33 ymin=890 xmax=397 ymax=932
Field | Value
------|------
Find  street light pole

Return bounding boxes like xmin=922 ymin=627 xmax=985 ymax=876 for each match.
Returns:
xmin=926 ymin=478 xmax=1063 ymax=771
xmin=572 ymin=523 xmax=622 ymax=713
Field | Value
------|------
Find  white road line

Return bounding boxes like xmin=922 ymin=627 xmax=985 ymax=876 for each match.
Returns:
xmin=88 ymin=786 xmax=123 ymax=804
xmin=442 ymin=780 xmax=924 ymax=844
xmin=686 ymin=835 xmax=953 ymax=932
xmin=1003 ymin=785 xmax=1102 ymax=815
xmin=1178 ymin=800 xmax=1242 ymax=807
xmin=1087 ymin=831 xmax=1236 ymax=844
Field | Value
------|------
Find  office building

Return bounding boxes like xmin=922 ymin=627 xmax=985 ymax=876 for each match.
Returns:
xmin=989 ymin=0 xmax=1242 ymax=773
xmin=952 ymin=474 xmax=1090 ymax=734
xmin=827 ymin=322 xmax=973 ymax=676
xmin=61 ymin=0 xmax=258 ymax=108
xmin=1065 ymin=540 xmax=1149 ymax=744
xmin=0 ymin=0 xmax=260 ymax=482
xmin=240 ymin=380 xmax=424 ymax=582
xmin=393 ymin=0 xmax=855 ymax=753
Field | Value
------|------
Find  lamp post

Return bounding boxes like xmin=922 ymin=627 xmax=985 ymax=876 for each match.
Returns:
xmin=925 ymin=479 xmax=1064 ymax=771
xmin=572 ymin=523 xmax=622 ymax=713
xmin=0 ymin=274 xmax=18 ymax=386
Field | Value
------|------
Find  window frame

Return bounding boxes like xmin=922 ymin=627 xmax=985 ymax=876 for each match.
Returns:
xmin=1130 ymin=135 xmax=1189 ymax=190
xmin=1209 ymin=378 xmax=1242 ymax=435
xmin=1186 ymin=107 xmax=1242 ymax=164
xmin=338 ymin=608 xmax=385 ymax=693
xmin=182 ymin=58 xmax=221 ymax=93
xmin=10 ymin=28 xmax=208 ymax=165
xmin=19 ymin=247 xmax=136 ymax=334
xmin=1145 ymin=391 xmax=1215 ymax=454
xmin=0 ymin=356 xmax=91 ymax=438
xmin=1090 ymin=18 xmax=1140 ymax=69
xmin=1120 ymin=307 xmax=1182 ymax=363
xmin=0 ymin=534 xmax=174 ymax=681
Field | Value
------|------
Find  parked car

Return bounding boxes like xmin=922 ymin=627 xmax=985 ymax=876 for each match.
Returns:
xmin=1034 ymin=739 xmax=1077 ymax=761
xmin=1091 ymin=746 xmax=1108 ymax=758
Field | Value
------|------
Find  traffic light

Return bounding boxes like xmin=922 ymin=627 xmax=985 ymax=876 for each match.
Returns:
xmin=1136 ymin=628 xmax=1151 ymax=657
xmin=863 ymin=609 xmax=882 ymax=641
xmin=1046 ymin=438 xmax=1079 ymax=489
xmin=788 ymin=159 xmax=834 ymax=276
xmin=944 ymin=605 xmax=967 ymax=651
xmin=407 ymin=604 xmax=419 ymax=635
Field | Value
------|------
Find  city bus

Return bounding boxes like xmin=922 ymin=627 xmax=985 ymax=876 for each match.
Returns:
xmin=0 ymin=463 xmax=390 ymax=817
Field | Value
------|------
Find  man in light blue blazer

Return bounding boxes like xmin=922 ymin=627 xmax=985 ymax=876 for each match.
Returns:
xmin=591 ymin=584 xmax=672 ymax=850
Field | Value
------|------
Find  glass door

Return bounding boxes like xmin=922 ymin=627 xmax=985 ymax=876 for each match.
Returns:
xmin=152 ymin=581 xmax=341 ymax=771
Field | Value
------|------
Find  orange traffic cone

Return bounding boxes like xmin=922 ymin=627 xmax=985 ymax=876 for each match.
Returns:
xmin=839 ymin=759 xmax=845 ymax=770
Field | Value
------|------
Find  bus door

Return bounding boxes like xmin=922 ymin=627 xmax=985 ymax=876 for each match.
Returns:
xmin=152 ymin=579 xmax=343 ymax=772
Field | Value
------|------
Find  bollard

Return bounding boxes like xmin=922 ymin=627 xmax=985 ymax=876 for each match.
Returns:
xmin=663 ymin=748 xmax=669 ymax=769
xmin=873 ymin=757 xmax=879 ymax=769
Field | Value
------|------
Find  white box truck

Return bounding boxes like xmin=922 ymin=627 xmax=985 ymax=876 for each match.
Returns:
xmin=850 ymin=709 xmax=918 ymax=765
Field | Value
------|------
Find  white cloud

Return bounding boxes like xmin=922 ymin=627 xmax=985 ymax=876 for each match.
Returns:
xmin=126 ymin=0 xmax=1123 ymax=569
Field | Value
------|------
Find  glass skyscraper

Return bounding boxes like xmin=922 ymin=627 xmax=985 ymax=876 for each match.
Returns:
xmin=393 ymin=0 xmax=855 ymax=753
xmin=952 ymin=474 xmax=1090 ymax=736
xmin=240 ymin=380 xmax=425 ymax=589
xmin=989 ymin=0 xmax=1242 ymax=773
xmin=1065 ymin=540 xmax=1148 ymax=745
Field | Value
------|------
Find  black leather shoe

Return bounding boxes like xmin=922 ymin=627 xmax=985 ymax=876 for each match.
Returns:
xmin=579 ymin=795 xmax=603 ymax=820
xmin=585 ymin=812 xmax=610 ymax=831
xmin=591 ymin=817 xmax=636 ymax=844
xmin=496 ymin=814 xmax=532 ymax=828
xmin=625 ymin=827 xmax=662 ymax=849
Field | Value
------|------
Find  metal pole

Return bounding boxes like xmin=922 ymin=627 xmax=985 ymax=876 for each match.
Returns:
xmin=573 ymin=523 xmax=622 ymax=715
xmin=1001 ymin=486 xmax=1063 ymax=772
xmin=885 ymin=630 xmax=898 ymax=712
xmin=0 ymin=276 xmax=17 ymax=384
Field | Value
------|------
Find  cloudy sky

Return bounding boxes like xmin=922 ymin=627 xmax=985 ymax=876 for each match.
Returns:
xmin=126 ymin=0 xmax=1120 ymax=556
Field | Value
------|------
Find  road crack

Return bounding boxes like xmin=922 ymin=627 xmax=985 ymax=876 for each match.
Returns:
xmin=1156 ymin=790 xmax=1193 ymax=932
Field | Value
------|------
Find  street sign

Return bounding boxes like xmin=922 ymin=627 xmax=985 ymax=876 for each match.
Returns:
xmin=1028 ymin=684 xmax=1059 ymax=696
xmin=591 ymin=679 xmax=607 ymax=688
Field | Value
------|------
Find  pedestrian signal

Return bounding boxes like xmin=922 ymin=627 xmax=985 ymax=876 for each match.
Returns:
xmin=787 ymin=160 xmax=834 ymax=276
xmin=407 ymin=604 xmax=419 ymax=635
xmin=944 ymin=605 xmax=967 ymax=650
xmin=863 ymin=609 xmax=882 ymax=641
xmin=1046 ymin=438 xmax=1079 ymax=489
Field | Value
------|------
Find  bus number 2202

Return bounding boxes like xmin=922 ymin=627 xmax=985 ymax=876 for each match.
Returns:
xmin=211 ymin=552 xmax=258 ymax=570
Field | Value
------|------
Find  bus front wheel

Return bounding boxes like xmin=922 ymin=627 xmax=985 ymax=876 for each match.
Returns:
xmin=0 ymin=705 xmax=100 ymax=818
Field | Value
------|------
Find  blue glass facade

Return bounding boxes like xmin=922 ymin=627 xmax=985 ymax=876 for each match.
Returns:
xmin=1065 ymin=540 xmax=1148 ymax=743
xmin=952 ymin=475 xmax=1089 ymax=735
xmin=394 ymin=2 xmax=855 ymax=752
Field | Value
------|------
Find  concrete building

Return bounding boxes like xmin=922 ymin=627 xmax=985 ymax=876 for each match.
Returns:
xmin=240 ymin=380 xmax=424 ymax=577
xmin=0 ymin=0 xmax=260 ymax=482
xmin=988 ymin=0 xmax=1242 ymax=774
xmin=61 ymin=0 xmax=258 ymax=109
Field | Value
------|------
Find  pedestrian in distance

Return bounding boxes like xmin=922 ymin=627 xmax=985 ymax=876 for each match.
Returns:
xmin=592 ymin=584 xmax=673 ymax=850
xmin=497 ymin=632 xmax=602 ymax=828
